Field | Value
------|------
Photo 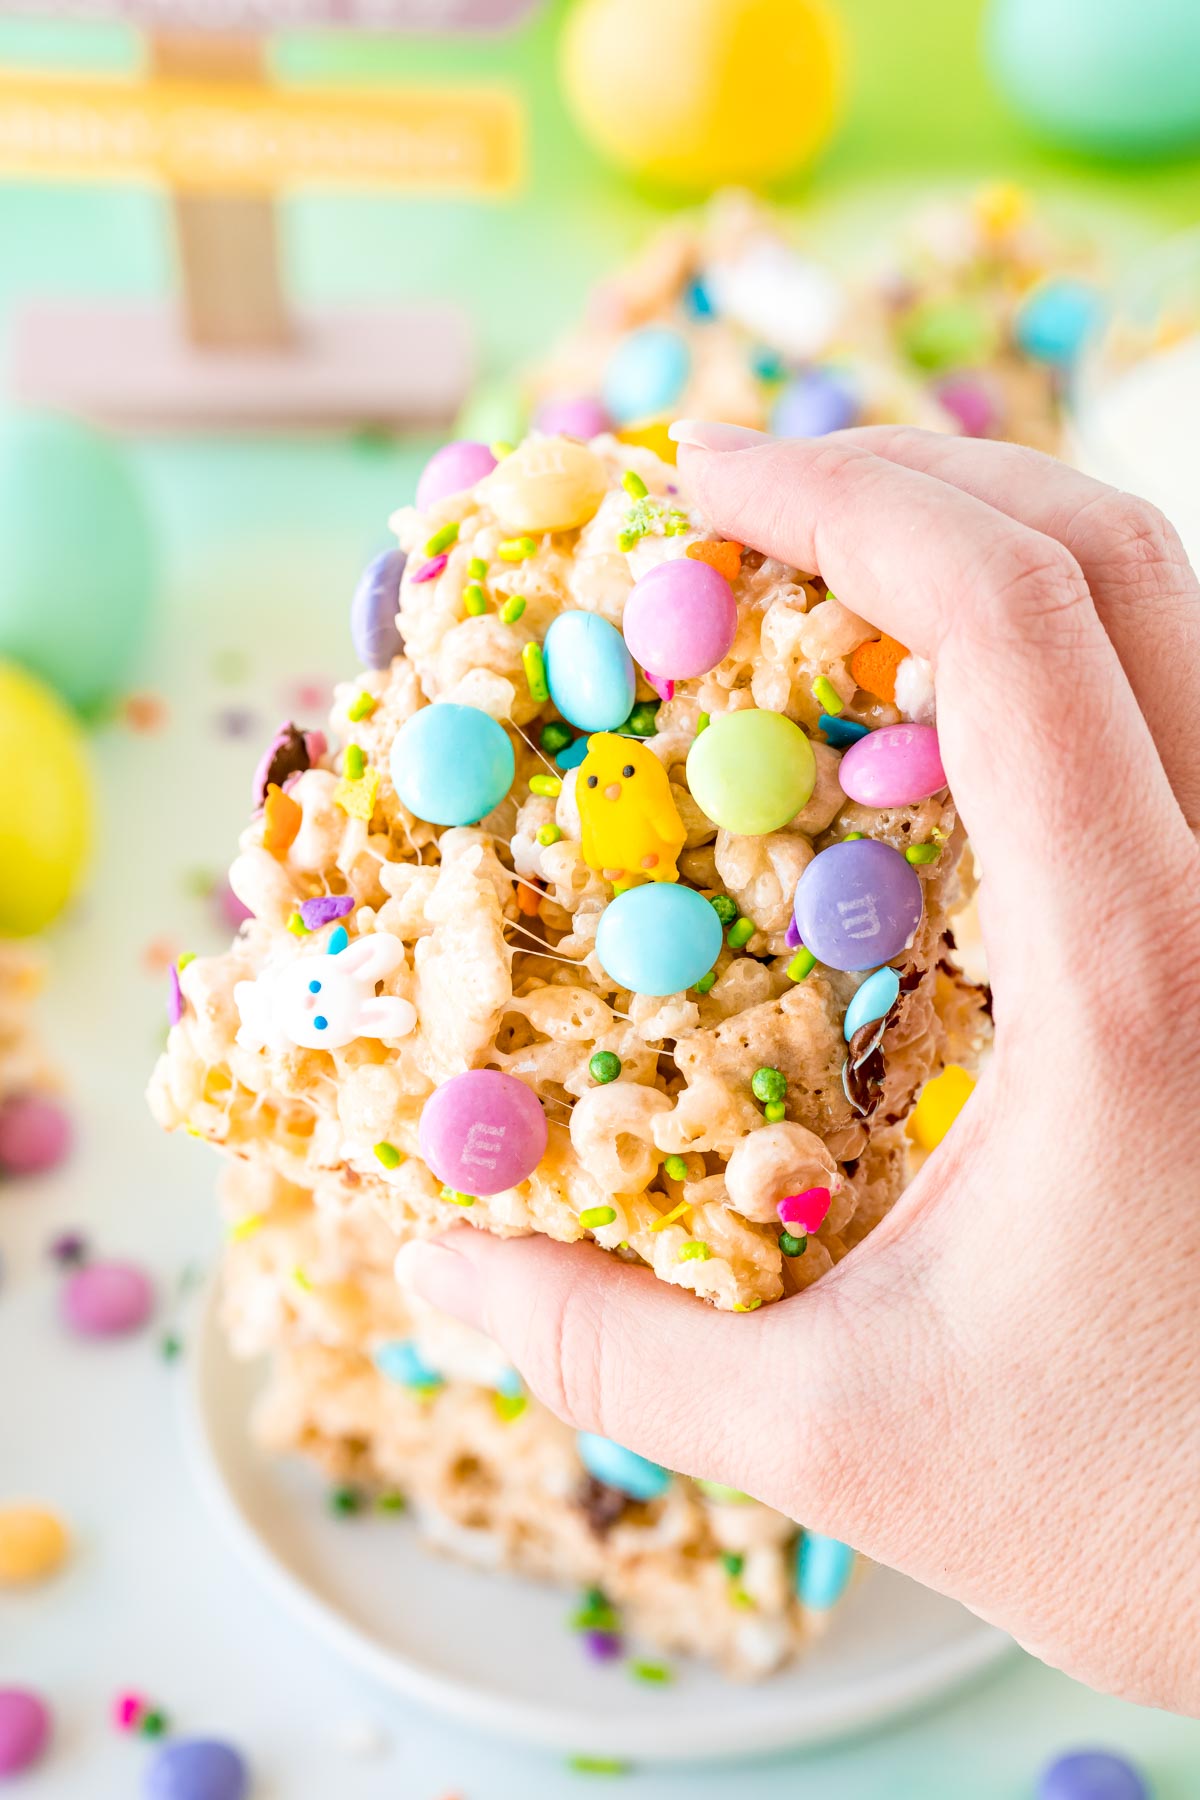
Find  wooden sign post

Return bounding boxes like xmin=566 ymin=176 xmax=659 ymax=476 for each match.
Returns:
xmin=0 ymin=0 xmax=539 ymax=427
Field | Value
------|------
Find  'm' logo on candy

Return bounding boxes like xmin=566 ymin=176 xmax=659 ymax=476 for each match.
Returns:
xmin=461 ymin=1121 xmax=506 ymax=1170
xmin=836 ymin=895 xmax=881 ymax=941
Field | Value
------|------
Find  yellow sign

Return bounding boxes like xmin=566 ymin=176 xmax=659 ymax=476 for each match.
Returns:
xmin=0 ymin=70 xmax=522 ymax=194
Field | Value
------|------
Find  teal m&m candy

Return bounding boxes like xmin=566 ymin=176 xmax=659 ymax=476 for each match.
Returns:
xmin=390 ymin=703 xmax=514 ymax=826
xmin=602 ymin=326 xmax=691 ymax=424
xmin=795 ymin=1531 xmax=854 ymax=1609
xmin=595 ymin=882 xmax=722 ymax=997
xmin=544 ymin=611 xmax=636 ymax=733
xmin=577 ymin=1432 xmax=671 ymax=1502
xmin=685 ymin=709 xmax=816 ymax=836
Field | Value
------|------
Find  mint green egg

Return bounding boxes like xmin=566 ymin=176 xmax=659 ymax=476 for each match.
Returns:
xmin=986 ymin=0 xmax=1200 ymax=158
xmin=0 ymin=414 xmax=157 ymax=715
xmin=686 ymin=709 xmax=816 ymax=837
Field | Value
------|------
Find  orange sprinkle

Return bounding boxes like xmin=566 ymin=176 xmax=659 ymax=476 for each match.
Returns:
xmin=687 ymin=539 xmax=743 ymax=583
xmin=849 ymin=634 xmax=909 ymax=705
xmin=262 ymin=782 xmax=302 ymax=854
xmin=516 ymin=881 xmax=542 ymax=918
xmin=122 ymin=692 xmax=168 ymax=733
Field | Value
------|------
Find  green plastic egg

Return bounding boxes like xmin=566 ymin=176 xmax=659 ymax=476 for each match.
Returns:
xmin=986 ymin=0 xmax=1200 ymax=158
xmin=0 ymin=414 xmax=156 ymax=715
xmin=686 ymin=709 xmax=816 ymax=836
xmin=0 ymin=660 xmax=93 ymax=934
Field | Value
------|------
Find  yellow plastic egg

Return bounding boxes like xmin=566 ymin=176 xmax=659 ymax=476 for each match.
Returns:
xmin=560 ymin=0 xmax=842 ymax=191
xmin=908 ymin=1064 xmax=976 ymax=1152
xmin=0 ymin=661 xmax=93 ymax=935
xmin=0 ymin=1506 xmax=70 ymax=1585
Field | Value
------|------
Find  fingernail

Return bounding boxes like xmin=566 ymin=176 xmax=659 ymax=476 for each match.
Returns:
xmin=668 ymin=420 xmax=769 ymax=452
xmin=394 ymin=1239 xmax=483 ymax=1331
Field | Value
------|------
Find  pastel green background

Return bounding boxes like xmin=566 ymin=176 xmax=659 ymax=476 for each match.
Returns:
xmin=0 ymin=0 xmax=1197 ymax=1793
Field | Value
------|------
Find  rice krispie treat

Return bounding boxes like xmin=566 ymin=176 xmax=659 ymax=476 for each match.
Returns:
xmin=219 ymin=1161 xmax=858 ymax=1679
xmin=522 ymin=186 xmax=1100 ymax=459
xmin=150 ymin=431 xmax=989 ymax=1313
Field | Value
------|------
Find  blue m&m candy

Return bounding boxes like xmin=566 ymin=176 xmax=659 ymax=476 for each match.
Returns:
xmin=771 ymin=368 xmax=859 ymax=437
xmin=602 ymin=326 xmax=691 ymax=424
xmin=595 ymin=882 xmax=723 ymax=997
xmin=390 ymin=703 xmax=514 ymax=826
xmin=144 ymin=1738 xmax=249 ymax=1800
xmin=350 ymin=547 xmax=406 ymax=669
xmin=843 ymin=965 xmax=900 ymax=1042
xmin=1015 ymin=278 xmax=1102 ymax=367
xmin=544 ymin=611 xmax=636 ymax=733
xmin=795 ymin=1532 xmax=854 ymax=1609
xmin=373 ymin=1339 xmax=442 ymax=1391
xmin=793 ymin=839 xmax=923 ymax=972
xmin=1037 ymin=1750 xmax=1149 ymax=1800
xmin=577 ymin=1432 xmax=671 ymax=1502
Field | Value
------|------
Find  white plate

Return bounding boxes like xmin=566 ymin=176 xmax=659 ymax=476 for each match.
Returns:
xmin=183 ymin=1282 xmax=1012 ymax=1764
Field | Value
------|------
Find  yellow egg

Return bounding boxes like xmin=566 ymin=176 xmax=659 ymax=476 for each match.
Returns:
xmin=561 ymin=0 xmax=842 ymax=191
xmin=0 ymin=661 xmax=93 ymax=935
xmin=0 ymin=1506 xmax=70 ymax=1585
xmin=908 ymin=1064 xmax=976 ymax=1153
xmin=481 ymin=438 xmax=608 ymax=534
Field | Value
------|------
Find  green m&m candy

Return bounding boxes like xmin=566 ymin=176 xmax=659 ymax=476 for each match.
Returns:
xmin=685 ymin=709 xmax=816 ymax=836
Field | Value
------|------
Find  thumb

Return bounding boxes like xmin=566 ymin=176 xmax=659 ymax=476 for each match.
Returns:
xmin=394 ymin=1223 xmax=934 ymax=1530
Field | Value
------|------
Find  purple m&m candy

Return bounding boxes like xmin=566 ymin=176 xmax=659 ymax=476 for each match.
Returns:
xmin=623 ymin=559 xmax=738 ymax=681
xmin=838 ymin=723 xmax=946 ymax=808
xmin=793 ymin=839 xmax=923 ymax=972
xmin=350 ymin=548 xmax=406 ymax=670
xmin=0 ymin=1094 xmax=72 ymax=1176
xmin=419 ymin=1070 xmax=548 ymax=1197
xmin=62 ymin=1261 xmax=154 ymax=1337
xmin=771 ymin=369 xmax=859 ymax=438
xmin=534 ymin=395 xmax=611 ymax=440
xmin=0 ymin=1689 xmax=51 ymax=1775
xmin=144 ymin=1738 xmax=249 ymax=1800
xmin=1038 ymin=1749 xmax=1149 ymax=1800
xmin=415 ymin=440 xmax=497 ymax=512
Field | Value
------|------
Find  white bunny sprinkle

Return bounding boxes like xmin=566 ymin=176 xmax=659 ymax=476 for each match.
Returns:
xmin=234 ymin=933 xmax=416 ymax=1054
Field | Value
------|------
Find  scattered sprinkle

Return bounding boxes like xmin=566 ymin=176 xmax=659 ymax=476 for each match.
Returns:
xmin=820 ymin=713 xmax=871 ymax=747
xmin=662 ymin=1153 xmax=688 ymax=1182
xmin=463 ymin=582 xmax=488 ymax=616
xmin=693 ymin=970 xmax=717 ymax=994
xmin=622 ymin=469 xmax=649 ymax=499
xmin=501 ymin=594 xmax=527 ymax=624
xmin=159 ymin=1333 xmax=182 ymax=1362
xmin=686 ymin=538 xmax=743 ymax=582
xmin=678 ymin=1240 xmax=712 ymax=1262
xmin=618 ymin=495 xmax=689 ymax=552
xmin=373 ymin=1142 xmax=402 ymax=1170
xmin=468 ymin=556 xmax=488 ymax=580
xmin=424 ymin=520 xmax=460 ymax=557
xmin=726 ymin=916 xmax=756 ymax=950
xmin=262 ymin=783 xmax=302 ymax=853
xmin=411 ymin=553 xmax=448 ymax=584
xmin=329 ymin=1486 xmax=366 ymax=1517
xmin=589 ymin=1050 xmax=621 ymax=1084
xmin=812 ymin=675 xmax=844 ymax=716
xmin=122 ymin=691 xmax=168 ymax=733
xmin=696 ymin=711 xmax=711 ymax=734
xmin=763 ymin=1100 xmax=787 ymax=1123
xmin=630 ymin=1660 xmax=672 ymax=1685
xmin=441 ymin=1186 xmax=475 ymax=1207
xmin=572 ymin=1588 xmax=620 ymax=1633
xmin=334 ymin=766 xmax=379 ymax=820
xmin=167 ymin=965 xmax=184 ymax=1027
xmin=623 ymin=700 xmax=660 ymax=737
xmin=541 ymin=721 xmax=574 ymax=753
xmin=347 ymin=691 xmax=376 ymax=722
xmin=522 ymin=641 xmax=550 ymax=703
xmin=499 ymin=536 xmax=538 ymax=561
xmin=491 ymin=439 xmax=515 ymax=458
xmin=530 ymin=773 xmax=562 ymax=798
xmin=733 ymin=1298 xmax=763 ymax=1312
xmin=299 ymin=895 xmax=355 ymax=931
xmin=849 ymin=633 xmax=909 ymax=705
xmin=751 ymin=1066 xmax=787 ymax=1105
xmin=720 ymin=1551 xmax=745 ymax=1578
xmin=293 ymin=1266 xmax=312 ymax=1291
xmin=494 ymin=1392 xmax=528 ymax=1422
xmin=779 ymin=1231 xmax=807 ymax=1258
xmin=580 ymin=1205 xmax=617 ymax=1229
xmin=650 ymin=1198 xmax=692 ymax=1232
xmin=583 ymin=1629 xmax=623 ymax=1663
xmin=286 ymin=911 xmax=309 ymax=935
xmin=377 ymin=1492 xmax=406 ymax=1513
xmin=788 ymin=948 xmax=817 ymax=982
xmin=568 ymin=1755 xmax=630 ymax=1776
xmin=537 ymin=823 xmax=563 ymax=846
xmin=328 ymin=925 xmax=349 ymax=954
xmin=228 ymin=1213 xmax=265 ymax=1242
xmin=516 ymin=880 xmax=543 ymax=917
xmin=843 ymin=830 xmax=865 ymax=841
xmin=906 ymin=843 xmax=941 ymax=865
xmin=344 ymin=743 xmax=366 ymax=780
xmin=49 ymin=1232 xmax=88 ymax=1266
xmin=709 ymin=894 xmax=738 ymax=926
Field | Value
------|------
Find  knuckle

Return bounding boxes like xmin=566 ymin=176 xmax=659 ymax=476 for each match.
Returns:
xmin=539 ymin=1277 xmax=610 ymax=1434
xmin=1076 ymin=489 xmax=1194 ymax=602
xmin=972 ymin=534 xmax=1094 ymax=647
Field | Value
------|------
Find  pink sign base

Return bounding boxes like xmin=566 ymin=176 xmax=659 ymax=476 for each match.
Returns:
xmin=9 ymin=299 xmax=473 ymax=430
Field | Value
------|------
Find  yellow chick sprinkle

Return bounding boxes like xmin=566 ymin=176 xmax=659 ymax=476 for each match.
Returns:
xmin=577 ymin=734 xmax=686 ymax=892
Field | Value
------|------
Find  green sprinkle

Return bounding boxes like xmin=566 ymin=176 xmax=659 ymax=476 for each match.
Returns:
xmin=580 ymin=1205 xmax=617 ymax=1229
xmin=730 ymin=1587 xmax=756 ymax=1610
xmin=906 ymin=843 xmax=941 ymax=865
xmin=373 ymin=1141 xmax=402 ymax=1170
xmin=693 ymin=970 xmax=717 ymax=994
xmin=329 ymin=1485 xmax=365 ymax=1517
xmin=541 ymin=720 xmax=574 ymax=753
xmin=622 ymin=468 xmax=649 ymax=499
xmin=499 ymin=535 xmax=537 ymax=561
xmin=678 ymin=1240 xmax=712 ymax=1262
xmin=494 ymin=1391 xmax=528 ymax=1422
xmin=662 ymin=1153 xmax=689 ymax=1182
xmin=139 ymin=1711 xmax=169 ymax=1739
xmin=779 ymin=1230 xmax=807 ymax=1258
xmin=424 ymin=520 xmax=460 ymax=557
xmin=812 ymin=675 xmax=844 ymax=715
xmin=377 ymin=1491 xmax=407 ymax=1513
xmin=530 ymin=773 xmax=562 ymax=797
xmin=441 ymin=1185 xmax=475 ymax=1207
xmin=763 ymin=1100 xmax=787 ymax=1123
xmin=696 ymin=711 xmax=711 ymax=734
xmin=463 ymin=582 xmax=488 ymax=616
xmin=631 ymin=1660 xmax=672 ymax=1685
xmin=490 ymin=439 xmax=515 ymax=459
xmin=159 ymin=1333 xmax=182 ymax=1362
xmin=537 ymin=823 xmax=563 ymax=847
xmin=501 ymin=594 xmax=527 ymax=624
xmin=176 ymin=950 xmax=196 ymax=972
xmin=344 ymin=743 xmax=366 ymax=780
xmin=726 ymin=916 xmax=756 ymax=950
xmin=568 ymin=1756 xmax=630 ymax=1776
xmin=572 ymin=1589 xmax=620 ymax=1633
xmin=751 ymin=1066 xmax=787 ymax=1105
xmin=788 ymin=947 xmax=816 ymax=982
xmin=624 ymin=699 xmax=660 ymax=737
xmin=468 ymin=556 xmax=488 ymax=580
xmin=720 ymin=1551 xmax=745 ymax=1578
xmin=709 ymin=894 xmax=738 ymax=925
xmin=589 ymin=1050 xmax=622 ymax=1084
xmin=286 ymin=911 xmax=309 ymax=936
xmin=843 ymin=830 xmax=865 ymax=841
xmin=733 ymin=1297 xmax=764 ymax=1312
xmin=347 ymin=690 xmax=376 ymax=722
xmin=292 ymin=1266 xmax=312 ymax=1291
xmin=522 ymin=641 xmax=549 ymax=702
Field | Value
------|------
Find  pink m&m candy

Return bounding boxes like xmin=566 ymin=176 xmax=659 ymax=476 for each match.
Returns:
xmin=62 ymin=1261 xmax=154 ymax=1337
xmin=415 ymin=441 xmax=498 ymax=512
xmin=623 ymin=559 xmax=737 ymax=681
xmin=0 ymin=1094 xmax=73 ymax=1176
xmin=0 ymin=1688 xmax=51 ymax=1775
xmin=419 ymin=1070 xmax=548 ymax=1198
xmin=535 ymin=396 xmax=611 ymax=440
xmin=838 ymin=723 xmax=946 ymax=808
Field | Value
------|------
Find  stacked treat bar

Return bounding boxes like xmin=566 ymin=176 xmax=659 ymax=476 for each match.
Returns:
xmin=151 ymin=407 xmax=991 ymax=1670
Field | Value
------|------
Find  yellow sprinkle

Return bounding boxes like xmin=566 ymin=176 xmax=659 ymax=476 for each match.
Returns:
xmin=348 ymin=691 xmax=376 ymax=722
xmin=908 ymin=1064 xmax=976 ymax=1152
xmin=732 ymin=1298 xmax=764 ymax=1313
xmin=650 ymin=1198 xmax=692 ymax=1232
xmin=344 ymin=743 xmax=366 ymax=780
xmin=176 ymin=951 xmax=196 ymax=971
xmin=622 ymin=469 xmax=648 ymax=499
xmin=293 ymin=1266 xmax=312 ymax=1291
xmin=678 ymin=1240 xmax=712 ymax=1262
xmin=537 ymin=823 xmax=562 ymax=846
xmin=812 ymin=676 xmax=843 ymax=716
xmin=498 ymin=536 xmax=537 ymax=562
xmin=490 ymin=439 xmax=515 ymax=459
xmin=463 ymin=582 xmax=488 ymax=617
xmin=529 ymin=773 xmax=561 ymax=797
xmin=335 ymin=765 xmax=379 ymax=821
xmin=522 ymin=641 xmax=549 ymax=703
xmin=229 ymin=1213 xmax=265 ymax=1242
xmin=494 ymin=1391 xmax=527 ymax=1422
xmin=441 ymin=1185 xmax=475 ymax=1207
xmin=501 ymin=594 xmax=526 ymax=624
xmin=468 ymin=556 xmax=488 ymax=580
xmin=424 ymin=520 xmax=460 ymax=557
xmin=286 ymin=911 xmax=309 ymax=936
xmin=373 ymin=1142 xmax=402 ymax=1170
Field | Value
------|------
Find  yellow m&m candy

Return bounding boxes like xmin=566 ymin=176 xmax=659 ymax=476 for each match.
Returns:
xmin=0 ymin=1506 xmax=70 ymax=1586
xmin=908 ymin=1064 xmax=976 ymax=1152
xmin=0 ymin=661 xmax=93 ymax=935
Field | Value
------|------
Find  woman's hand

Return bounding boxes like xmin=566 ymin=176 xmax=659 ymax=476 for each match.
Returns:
xmin=398 ymin=423 xmax=1200 ymax=1712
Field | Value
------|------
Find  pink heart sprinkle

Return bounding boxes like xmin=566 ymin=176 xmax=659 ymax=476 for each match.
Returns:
xmin=645 ymin=671 xmax=675 ymax=703
xmin=777 ymin=1187 xmax=832 ymax=1233
xmin=412 ymin=553 xmax=448 ymax=584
